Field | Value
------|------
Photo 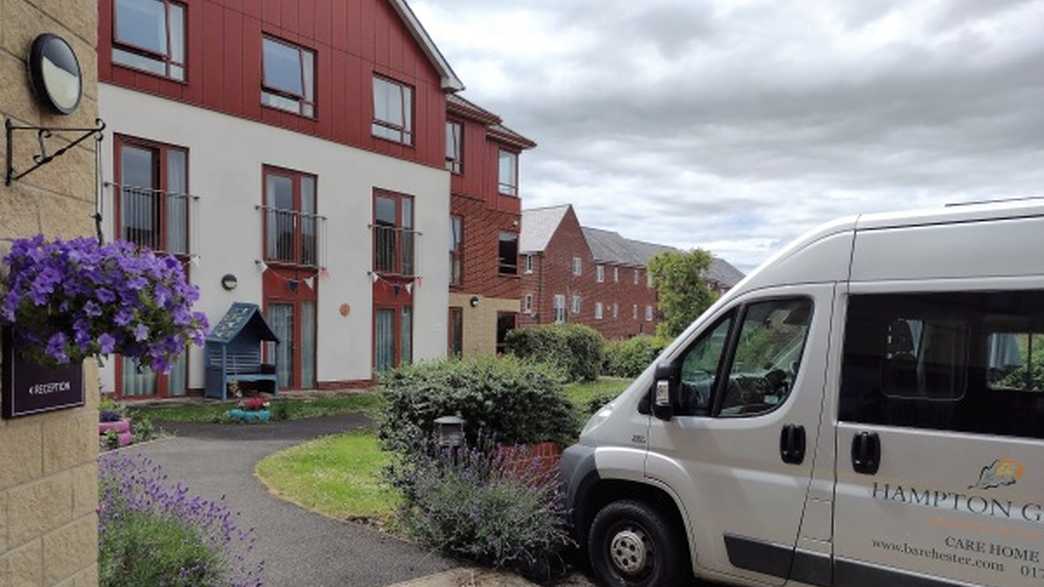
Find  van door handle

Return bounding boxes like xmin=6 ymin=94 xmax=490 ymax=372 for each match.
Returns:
xmin=851 ymin=431 xmax=881 ymax=475
xmin=780 ymin=424 xmax=806 ymax=465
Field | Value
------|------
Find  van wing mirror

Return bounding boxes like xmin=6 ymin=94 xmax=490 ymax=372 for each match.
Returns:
xmin=652 ymin=362 xmax=678 ymax=421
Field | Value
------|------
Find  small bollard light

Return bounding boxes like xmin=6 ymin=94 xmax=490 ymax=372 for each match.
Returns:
xmin=434 ymin=415 xmax=466 ymax=449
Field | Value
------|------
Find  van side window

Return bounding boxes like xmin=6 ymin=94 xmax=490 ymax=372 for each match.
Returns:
xmin=719 ymin=298 xmax=813 ymax=417
xmin=677 ymin=315 xmax=733 ymax=416
xmin=839 ymin=291 xmax=1044 ymax=440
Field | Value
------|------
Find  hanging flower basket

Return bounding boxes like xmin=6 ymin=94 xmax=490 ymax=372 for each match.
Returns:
xmin=1 ymin=235 xmax=208 ymax=371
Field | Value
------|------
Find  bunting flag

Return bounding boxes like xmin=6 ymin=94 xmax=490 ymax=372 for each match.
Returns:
xmin=415 ymin=276 xmax=423 ymax=287
xmin=304 ymin=276 xmax=315 ymax=290
xmin=371 ymin=272 xmax=381 ymax=284
xmin=255 ymin=259 xmax=269 ymax=273
xmin=189 ymin=255 xmax=201 ymax=267
xmin=319 ymin=267 xmax=329 ymax=278
xmin=405 ymin=283 xmax=413 ymax=295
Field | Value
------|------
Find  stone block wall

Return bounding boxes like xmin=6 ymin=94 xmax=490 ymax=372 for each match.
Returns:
xmin=0 ymin=1 xmax=100 ymax=585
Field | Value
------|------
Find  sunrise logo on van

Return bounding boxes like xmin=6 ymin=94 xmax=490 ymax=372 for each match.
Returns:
xmin=970 ymin=458 xmax=1025 ymax=490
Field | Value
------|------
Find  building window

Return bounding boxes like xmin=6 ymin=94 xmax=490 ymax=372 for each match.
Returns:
xmin=595 ymin=302 xmax=604 ymax=320
xmin=524 ymin=254 xmax=534 ymax=274
xmin=445 ymin=121 xmax=463 ymax=174
xmin=450 ymin=215 xmax=463 ymax=286
xmin=373 ymin=76 xmax=413 ymax=144
xmin=116 ymin=136 xmax=190 ymax=255
xmin=596 ymin=265 xmax=605 ymax=283
xmin=571 ymin=295 xmax=582 ymax=315
xmin=498 ymin=149 xmax=518 ymax=196
xmin=523 ymin=294 xmax=534 ymax=314
xmin=572 ymin=257 xmax=582 ymax=276
xmin=496 ymin=312 xmax=517 ymax=354
xmin=647 ymin=271 xmax=654 ymax=288
xmin=553 ymin=294 xmax=566 ymax=324
xmin=373 ymin=191 xmax=415 ymax=275
xmin=262 ymin=167 xmax=319 ymax=266
xmin=634 ymin=269 xmax=640 ymax=285
xmin=645 ymin=305 xmax=654 ymax=321
xmin=448 ymin=307 xmax=463 ymax=357
xmin=498 ymin=232 xmax=519 ymax=275
xmin=613 ymin=303 xmax=619 ymax=320
xmin=261 ymin=36 xmax=315 ymax=118
xmin=613 ymin=267 xmax=619 ymax=283
xmin=113 ymin=0 xmax=186 ymax=81
xmin=633 ymin=304 xmax=638 ymax=320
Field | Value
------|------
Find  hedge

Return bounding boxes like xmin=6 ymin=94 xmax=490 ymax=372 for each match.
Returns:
xmin=504 ymin=324 xmax=605 ymax=382
xmin=602 ymin=335 xmax=670 ymax=378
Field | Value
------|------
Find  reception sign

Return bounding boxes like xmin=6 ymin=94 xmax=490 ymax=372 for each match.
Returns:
xmin=2 ymin=328 xmax=84 ymax=419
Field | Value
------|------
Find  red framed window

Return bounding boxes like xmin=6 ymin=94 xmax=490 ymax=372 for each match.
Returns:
xmin=113 ymin=0 xmax=186 ymax=81
xmin=498 ymin=149 xmax=519 ymax=196
xmin=450 ymin=214 xmax=463 ymax=286
xmin=262 ymin=36 xmax=315 ymax=118
xmin=373 ymin=190 xmax=415 ymax=276
xmin=445 ymin=120 xmax=463 ymax=173
xmin=262 ymin=167 xmax=319 ymax=267
xmin=115 ymin=135 xmax=190 ymax=255
xmin=372 ymin=75 xmax=413 ymax=145
xmin=498 ymin=231 xmax=519 ymax=275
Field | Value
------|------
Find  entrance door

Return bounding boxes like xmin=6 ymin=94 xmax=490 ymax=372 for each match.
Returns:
xmin=267 ymin=303 xmax=294 ymax=389
xmin=834 ymin=284 xmax=1044 ymax=587
xmin=374 ymin=305 xmax=413 ymax=372
xmin=645 ymin=284 xmax=834 ymax=585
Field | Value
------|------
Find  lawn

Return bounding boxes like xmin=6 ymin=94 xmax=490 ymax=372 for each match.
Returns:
xmin=255 ymin=430 xmax=397 ymax=522
xmin=126 ymin=393 xmax=384 ymax=423
xmin=564 ymin=376 xmax=633 ymax=412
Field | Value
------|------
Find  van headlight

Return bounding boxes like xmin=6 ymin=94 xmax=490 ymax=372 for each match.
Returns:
xmin=581 ymin=401 xmax=614 ymax=436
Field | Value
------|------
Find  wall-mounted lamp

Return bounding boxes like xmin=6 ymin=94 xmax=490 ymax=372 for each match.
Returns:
xmin=221 ymin=273 xmax=238 ymax=291
xmin=469 ymin=296 xmax=480 ymax=308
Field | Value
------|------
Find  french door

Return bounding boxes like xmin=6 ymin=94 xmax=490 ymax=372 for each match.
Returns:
xmin=374 ymin=305 xmax=412 ymax=372
xmin=265 ymin=299 xmax=317 ymax=391
xmin=118 ymin=351 xmax=188 ymax=398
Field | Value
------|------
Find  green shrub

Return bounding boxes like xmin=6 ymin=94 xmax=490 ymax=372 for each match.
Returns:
xmin=100 ymin=510 xmax=225 ymax=587
xmin=378 ymin=356 xmax=577 ymax=453
xmin=131 ymin=416 xmax=157 ymax=444
xmin=602 ymin=335 xmax=669 ymax=378
xmin=505 ymin=324 xmax=605 ymax=382
xmin=271 ymin=400 xmax=291 ymax=421
xmin=386 ymin=439 xmax=573 ymax=578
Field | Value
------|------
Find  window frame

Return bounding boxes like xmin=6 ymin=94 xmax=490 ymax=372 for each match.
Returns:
xmin=553 ymin=294 xmax=566 ymax=324
xmin=498 ymin=148 xmax=519 ymax=196
xmin=449 ymin=214 xmax=463 ymax=287
xmin=524 ymin=254 xmax=534 ymax=274
xmin=262 ymin=165 xmax=319 ymax=267
xmin=571 ymin=295 xmax=582 ymax=315
xmin=114 ymin=134 xmax=191 ymax=256
xmin=445 ymin=119 xmax=463 ymax=174
xmin=372 ymin=189 xmax=415 ymax=276
xmin=372 ymin=74 xmax=414 ymax=146
xmin=497 ymin=231 xmax=520 ymax=275
xmin=596 ymin=265 xmax=605 ymax=283
xmin=645 ymin=305 xmax=654 ymax=322
xmin=595 ymin=302 xmax=604 ymax=320
xmin=523 ymin=294 xmax=534 ymax=314
xmin=112 ymin=0 xmax=187 ymax=82
xmin=572 ymin=257 xmax=582 ymax=276
xmin=261 ymin=35 xmax=316 ymax=118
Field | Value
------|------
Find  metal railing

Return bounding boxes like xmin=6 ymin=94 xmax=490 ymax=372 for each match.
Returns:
xmin=258 ymin=205 xmax=326 ymax=268
xmin=372 ymin=224 xmax=419 ymax=276
xmin=108 ymin=183 xmax=198 ymax=255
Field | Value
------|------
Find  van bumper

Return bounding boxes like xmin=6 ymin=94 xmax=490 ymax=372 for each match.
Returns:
xmin=560 ymin=443 xmax=598 ymax=542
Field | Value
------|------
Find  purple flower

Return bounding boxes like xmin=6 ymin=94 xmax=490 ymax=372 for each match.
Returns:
xmin=96 ymin=288 xmax=116 ymax=303
xmin=45 ymin=332 xmax=69 ymax=363
xmin=84 ymin=300 xmax=102 ymax=318
xmin=98 ymin=333 xmax=116 ymax=354
xmin=133 ymin=324 xmax=150 ymax=342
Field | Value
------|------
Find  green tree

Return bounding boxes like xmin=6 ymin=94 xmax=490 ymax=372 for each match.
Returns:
xmin=648 ymin=249 xmax=718 ymax=338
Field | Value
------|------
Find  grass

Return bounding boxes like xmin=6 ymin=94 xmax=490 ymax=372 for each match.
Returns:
xmin=255 ymin=430 xmax=397 ymax=522
xmin=126 ymin=393 xmax=385 ymax=423
xmin=563 ymin=377 xmax=633 ymax=411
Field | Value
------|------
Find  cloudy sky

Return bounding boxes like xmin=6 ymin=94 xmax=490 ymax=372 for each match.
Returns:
xmin=412 ymin=0 xmax=1044 ymax=272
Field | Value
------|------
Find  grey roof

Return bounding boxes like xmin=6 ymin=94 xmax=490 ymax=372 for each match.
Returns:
xmin=520 ymin=205 xmax=571 ymax=253
xmin=582 ymin=227 xmax=745 ymax=288
xmin=706 ymin=257 xmax=745 ymax=287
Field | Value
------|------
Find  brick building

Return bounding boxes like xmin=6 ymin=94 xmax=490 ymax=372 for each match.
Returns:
xmin=519 ymin=204 xmax=744 ymax=339
xmin=446 ymin=95 xmax=536 ymax=356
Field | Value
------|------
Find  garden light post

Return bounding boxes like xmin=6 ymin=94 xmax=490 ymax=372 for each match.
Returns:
xmin=434 ymin=415 xmax=465 ymax=462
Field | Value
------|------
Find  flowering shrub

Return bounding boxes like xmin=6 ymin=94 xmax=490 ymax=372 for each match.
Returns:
xmin=385 ymin=436 xmax=573 ymax=579
xmin=99 ymin=453 xmax=263 ymax=586
xmin=238 ymin=397 xmax=270 ymax=412
xmin=1 ymin=235 xmax=208 ymax=371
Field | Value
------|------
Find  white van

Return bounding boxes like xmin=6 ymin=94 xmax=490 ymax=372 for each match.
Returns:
xmin=561 ymin=200 xmax=1044 ymax=587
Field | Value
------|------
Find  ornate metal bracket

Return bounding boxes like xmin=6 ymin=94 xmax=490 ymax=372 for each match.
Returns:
xmin=4 ymin=117 xmax=106 ymax=186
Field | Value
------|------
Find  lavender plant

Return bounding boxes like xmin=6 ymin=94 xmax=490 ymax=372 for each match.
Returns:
xmin=1 ymin=235 xmax=208 ymax=371
xmin=385 ymin=436 xmax=574 ymax=578
xmin=98 ymin=453 xmax=264 ymax=587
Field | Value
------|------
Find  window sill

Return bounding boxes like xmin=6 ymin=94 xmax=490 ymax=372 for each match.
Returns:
xmin=497 ymin=273 xmax=521 ymax=279
xmin=261 ymin=103 xmax=317 ymax=121
xmin=498 ymin=191 xmax=520 ymax=198
xmin=372 ymin=133 xmax=416 ymax=149
xmin=112 ymin=62 xmax=188 ymax=86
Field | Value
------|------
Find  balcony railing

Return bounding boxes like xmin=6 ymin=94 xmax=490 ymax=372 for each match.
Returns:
xmin=372 ymin=224 xmax=420 ymax=277
xmin=107 ymin=183 xmax=198 ymax=256
xmin=258 ymin=205 xmax=327 ymax=268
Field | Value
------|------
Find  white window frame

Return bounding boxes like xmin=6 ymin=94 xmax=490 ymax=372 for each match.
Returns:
xmin=613 ymin=267 xmax=619 ymax=283
xmin=523 ymin=293 xmax=533 ymax=314
xmin=553 ymin=294 xmax=566 ymax=324
xmin=645 ymin=305 xmax=654 ymax=321
xmin=596 ymin=265 xmax=605 ymax=283
xmin=571 ymin=295 xmax=582 ymax=315
xmin=612 ymin=303 xmax=619 ymax=320
xmin=572 ymin=257 xmax=582 ymax=276
xmin=524 ymin=254 xmax=534 ymax=274
xmin=633 ymin=304 xmax=638 ymax=320
xmin=595 ymin=302 xmax=604 ymax=320
xmin=647 ymin=271 xmax=654 ymax=288
xmin=634 ymin=269 xmax=639 ymax=285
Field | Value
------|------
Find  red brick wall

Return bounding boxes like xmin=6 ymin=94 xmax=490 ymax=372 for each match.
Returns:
xmin=519 ymin=208 xmax=661 ymax=339
xmin=451 ymin=194 xmax=520 ymax=300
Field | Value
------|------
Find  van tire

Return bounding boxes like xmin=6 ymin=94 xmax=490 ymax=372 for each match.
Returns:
xmin=587 ymin=500 xmax=687 ymax=587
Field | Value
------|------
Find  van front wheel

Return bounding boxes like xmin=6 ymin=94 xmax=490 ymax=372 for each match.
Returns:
xmin=588 ymin=500 xmax=686 ymax=587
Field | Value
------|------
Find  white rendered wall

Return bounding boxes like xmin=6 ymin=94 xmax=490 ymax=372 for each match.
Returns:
xmin=98 ymin=84 xmax=450 ymax=392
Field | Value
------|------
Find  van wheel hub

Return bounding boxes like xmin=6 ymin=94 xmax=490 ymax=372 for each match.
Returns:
xmin=609 ymin=527 xmax=650 ymax=575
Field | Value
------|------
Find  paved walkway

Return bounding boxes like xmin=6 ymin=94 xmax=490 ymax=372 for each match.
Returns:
xmin=127 ymin=415 xmax=456 ymax=587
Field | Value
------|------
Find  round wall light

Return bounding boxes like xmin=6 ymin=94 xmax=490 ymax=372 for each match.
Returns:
xmin=469 ymin=296 xmax=480 ymax=307
xmin=221 ymin=273 xmax=238 ymax=291
xmin=27 ymin=34 xmax=82 ymax=115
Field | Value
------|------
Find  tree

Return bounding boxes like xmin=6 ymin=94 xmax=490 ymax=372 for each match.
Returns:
xmin=647 ymin=248 xmax=718 ymax=339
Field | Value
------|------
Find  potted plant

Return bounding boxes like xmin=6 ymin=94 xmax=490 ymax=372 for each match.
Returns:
xmin=226 ymin=396 xmax=272 ymax=424
xmin=1 ymin=235 xmax=208 ymax=371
